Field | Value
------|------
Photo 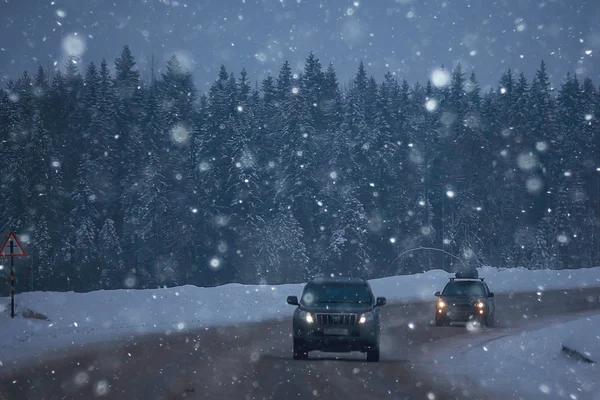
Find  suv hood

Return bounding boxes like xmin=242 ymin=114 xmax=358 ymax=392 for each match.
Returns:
xmin=299 ymin=303 xmax=374 ymax=313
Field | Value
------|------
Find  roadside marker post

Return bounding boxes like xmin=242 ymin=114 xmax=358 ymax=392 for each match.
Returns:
xmin=0 ymin=232 xmax=28 ymax=319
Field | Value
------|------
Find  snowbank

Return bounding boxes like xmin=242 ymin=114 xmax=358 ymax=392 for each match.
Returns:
xmin=561 ymin=316 xmax=600 ymax=364
xmin=434 ymin=313 xmax=600 ymax=399
xmin=1 ymin=266 xmax=600 ymax=367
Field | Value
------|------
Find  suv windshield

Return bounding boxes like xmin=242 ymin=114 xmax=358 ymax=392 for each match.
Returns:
xmin=442 ymin=281 xmax=486 ymax=297
xmin=302 ymin=283 xmax=373 ymax=305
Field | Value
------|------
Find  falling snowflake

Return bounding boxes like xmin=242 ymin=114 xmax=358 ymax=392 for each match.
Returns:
xmin=526 ymin=177 xmax=543 ymax=193
xmin=74 ymin=371 xmax=89 ymax=386
xmin=124 ymin=276 xmax=136 ymax=288
xmin=425 ymin=98 xmax=438 ymax=112
xmin=209 ymin=258 xmax=221 ymax=270
xmin=170 ymin=124 xmax=189 ymax=144
xmin=431 ymin=68 xmax=451 ymax=88
xmin=535 ymin=141 xmax=548 ymax=152
xmin=517 ymin=152 xmax=538 ymax=171
xmin=95 ymin=380 xmax=110 ymax=396
xmin=61 ymin=34 xmax=86 ymax=56
xmin=539 ymin=384 xmax=551 ymax=394
xmin=557 ymin=234 xmax=569 ymax=244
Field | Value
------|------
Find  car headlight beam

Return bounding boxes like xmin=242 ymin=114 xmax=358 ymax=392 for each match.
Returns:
xmin=299 ymin=311 xmax=314 ymax=324
xmin=476 ymin=301 xmax=485 ymax=308
xmin=438 ymin=300 xmax=446 ymax=308
xmin=306 ymin=312 xmax=314 ymax=324
xmin=359 ymin=312 xmax=374 ymax=324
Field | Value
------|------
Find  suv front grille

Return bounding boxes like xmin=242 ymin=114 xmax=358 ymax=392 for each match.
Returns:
xmin=452 ymin=303 xmax=474 ymax=310
xmin=316 ymin=313 xmax=357 ymax=326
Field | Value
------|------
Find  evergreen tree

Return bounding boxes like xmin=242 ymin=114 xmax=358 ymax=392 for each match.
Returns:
xmin=123 ymin=82 xmax=169 ymax=286
xmin=114 ymin=46 xmax=143 ymax=240
xmin=97 ymin=218 xmax=125 ymax=289
xmin=326 ymin=190 xmax=371 ymax=277
xmin=32 ymin=215 xmax=53 ymax=291
xmin=62 ymin=153 xmax=99 ymax=290
xmin=272 ymin=60 xmax=320 ymax=262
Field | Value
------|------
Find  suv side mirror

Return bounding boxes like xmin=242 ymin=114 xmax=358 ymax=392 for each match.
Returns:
xmin=488 ymin=292 xmax=495 ymax=298
xmin=376 ymin=297 xmax=387 ymax=306
xmin=287 ymin=296 xmax=299 ymax=305
xmin=434 ymin=291 xmax=441 ymax=297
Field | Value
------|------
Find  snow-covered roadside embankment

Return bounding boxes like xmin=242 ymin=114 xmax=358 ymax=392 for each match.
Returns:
xmin=561 ymin=317 xmax=600 ymax=364
xmin=433 ymin=313 xmax=600 ymax=399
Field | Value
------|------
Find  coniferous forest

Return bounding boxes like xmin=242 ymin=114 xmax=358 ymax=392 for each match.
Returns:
xmin=1 ymin=46 xmax=600 ymax=293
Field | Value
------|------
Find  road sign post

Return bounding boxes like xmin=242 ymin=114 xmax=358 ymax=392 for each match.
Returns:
xmin=10 ymin=240 xmax=14 ymax=318
xmin=1 ymin=232 xmax=27 ymax=319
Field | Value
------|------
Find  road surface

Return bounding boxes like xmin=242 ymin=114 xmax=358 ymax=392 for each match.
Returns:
xmin=1 ymin=287 xmax=600 ymax=400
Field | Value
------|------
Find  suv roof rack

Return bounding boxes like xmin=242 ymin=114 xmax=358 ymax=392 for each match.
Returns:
xmin=449 ymin=277 xmax=484 ymax=282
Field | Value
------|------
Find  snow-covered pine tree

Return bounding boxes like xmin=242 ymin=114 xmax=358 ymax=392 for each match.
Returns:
xmin=157 ymin=56 xmax=198 ymax=280
xmin=114 ymin=46 xmax=144 ymax=240
xmin=62 ymin=153 xmax=100 ymax=290
xmin=268 ymin=208 xmax=309 ymax=283
xmin=61 ymin=58 xmax=85 ymax=189
xmin=97 ymin=218 xmax=125 ymax=289
xmin=326 ymin=189 xmax=371 ymax=278
xmin=0 ymin=76 xmax=32 ymax=235
xmin=272 ymin=60 xmax=319 ymax=261
xmin=122 ymin=81 xmax=168 ymax=287
xmin=32 ymin=215 xmax=52 ymax=291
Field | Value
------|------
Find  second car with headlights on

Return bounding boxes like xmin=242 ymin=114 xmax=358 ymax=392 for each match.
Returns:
xmin=434 ymin=268 xmax=496 ymax=327
xmin=286 ymin=277 xmax=386 ymax=362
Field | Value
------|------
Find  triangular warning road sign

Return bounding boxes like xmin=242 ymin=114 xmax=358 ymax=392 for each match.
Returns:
xmin=0 ymin=232 xmax=27 ymax=257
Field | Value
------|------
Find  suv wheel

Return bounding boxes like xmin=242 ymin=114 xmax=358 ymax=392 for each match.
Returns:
xmin=293 ymin=341 xmax=308 ymax=360
xmin=366 ymin=346 xmax=380 ymax=362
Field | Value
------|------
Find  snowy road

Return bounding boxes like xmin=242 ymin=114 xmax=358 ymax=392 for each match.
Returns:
xmin=1 ymin=286 xmax=600 ymax=400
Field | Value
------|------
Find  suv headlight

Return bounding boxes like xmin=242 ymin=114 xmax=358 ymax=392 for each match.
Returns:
xmin=476 ymin=301 xmax=485 ymax=308
xmin=298 ymin=311 xmax=314 ymax=324
xmin=438 ymin=300 xmax=446 ymax=308
xmin=359 ymin=312 xmax=374 ymax=324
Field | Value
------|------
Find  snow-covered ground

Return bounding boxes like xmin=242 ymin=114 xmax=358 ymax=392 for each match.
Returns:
xmin=1 ymin=266 xmax=600 ymax=368
xmin=433 ymin=312 xmax=600 ymax=400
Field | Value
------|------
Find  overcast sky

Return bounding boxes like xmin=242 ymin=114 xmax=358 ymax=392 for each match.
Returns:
xmin=1 ymin=0 xmax=599 ymax=91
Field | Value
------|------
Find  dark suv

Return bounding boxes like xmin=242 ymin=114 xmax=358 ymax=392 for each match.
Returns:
xmin=434 ymin=270 xmax=496 ymax=327
xmin=286 ymin=277 xmax=386 ymax=362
